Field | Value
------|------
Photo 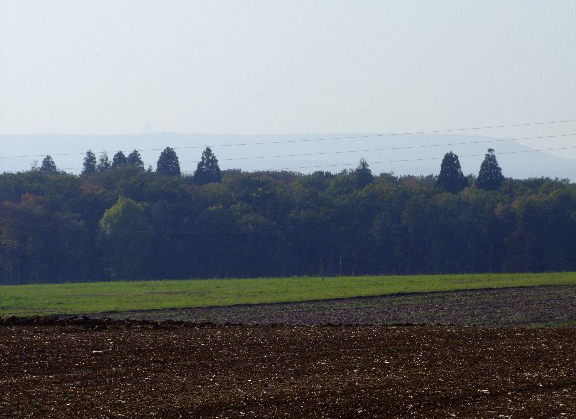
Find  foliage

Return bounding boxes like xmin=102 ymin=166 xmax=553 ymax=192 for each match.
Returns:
xmin=97 ymin=152 xmax=111 ymax=172
xmin=39 ymin=156 xmax=58 ymax=173
xmin=476 ymin=148 xmax=505 ymax=190
xmin=193 ymin=147 xmax=221 ymax=185
xmin=82 ymin=150 xmax=97 ymax=175
xmin=112 ymin=151 xmax=128 ymax=168
xmin=127 ymin=149 xmax=145 ymax=170
xmin=98 ymin=197 xmax=154 ymax=280
xmin=436 ymin=151 xmax=468 ymax=193
xmin=1 ymin=147 xmax=576 ymax=284
xmin=157 ymin=147 xmax=181 ymax=176
xmin=354 ymin=158 xmax=374 ymax=189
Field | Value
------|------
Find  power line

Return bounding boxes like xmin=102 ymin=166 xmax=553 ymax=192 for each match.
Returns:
xmin=25 ymin=142 xmax=576 ymax=174
xmin=199 ymin=133 xmax=576 ymax=164
xmin=279 ymin=145 xmax=576 ymax=172
xmin=160 ymin=118 xmax=576 ymax=151
xmin=1 ymin=118 xmax=575 ymax=161
xmin=51 ymin=132 xmax=576 ymax=172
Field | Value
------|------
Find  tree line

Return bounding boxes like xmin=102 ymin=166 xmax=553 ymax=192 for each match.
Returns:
xmin=34 ymin=146 xmax=222 ymax=184
xmin=1 ymin=146 xmax=575 ymax=284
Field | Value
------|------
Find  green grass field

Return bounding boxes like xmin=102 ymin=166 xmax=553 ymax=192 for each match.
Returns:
xmin=1 ymin=272 xmax=576 ymax=317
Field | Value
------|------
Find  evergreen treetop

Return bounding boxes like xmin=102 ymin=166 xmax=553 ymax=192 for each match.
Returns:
xmin=82 ymin=150 xmax=97 ymax=175
xmin=436 ymin=151 xmax=468 ymax=194
xmin=476 ymin=148 xmax=504 ymax=191
xmin=193 ymin=147 xmax=221 ymax=185
xmin=39 ymin=155 xmax=58 ymax=173
xmin=97 ymin=153 xmax=111 ymax=172
xmin=354 ymin=158 xmax=374 ymax=189
xmin=127 ymin=149 xmax=145 ymax=170
xmin=112 ymin=151 xmax=128 ymax=168
xmin=157 ymin=147 xmax=181 ymax=176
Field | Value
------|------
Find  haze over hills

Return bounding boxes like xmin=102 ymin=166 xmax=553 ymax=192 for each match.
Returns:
xmin=0 ymin=133 xmax=575 ymax=181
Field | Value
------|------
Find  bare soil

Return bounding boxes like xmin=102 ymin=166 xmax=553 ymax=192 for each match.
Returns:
xmin=1 ymin=318 xmax=576 ymax=418
xmin=97 ymin=285 xmax=576 ymax=326
xmin=3 ymin=286 xmax=576 ymax=418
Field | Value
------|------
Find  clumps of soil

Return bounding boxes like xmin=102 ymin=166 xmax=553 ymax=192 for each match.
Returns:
xmin=1 ymin=322 xmax=576 ymax=418
xmin=96 ymin=284 xmax=576 ymax=326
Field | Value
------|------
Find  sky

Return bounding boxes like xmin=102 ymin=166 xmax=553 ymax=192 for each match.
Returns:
xmin=1 ymin=1 xmax=575 ymax=172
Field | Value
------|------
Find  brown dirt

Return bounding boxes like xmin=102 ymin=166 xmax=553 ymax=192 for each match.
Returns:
xmin=96 ymin=285 xmax=576 ymax=327
xmin=2 ymin=319 xmax=576 ymax=418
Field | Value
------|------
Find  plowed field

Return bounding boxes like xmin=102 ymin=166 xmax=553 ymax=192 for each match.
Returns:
xmin=2 ymin=318 xmax=576 ymax=418
xmin=97 ymin=285 xmax=576 ymax=326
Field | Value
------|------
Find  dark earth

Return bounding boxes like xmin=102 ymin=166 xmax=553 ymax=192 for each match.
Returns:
xmin=98 ymin=285 xmax=576 ymax=327
xmin=2 ymin=285 xmax=576 ymax=418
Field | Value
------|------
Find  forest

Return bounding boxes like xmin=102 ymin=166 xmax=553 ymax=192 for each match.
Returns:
xmin=1 ymin=146 xmax=575 ymax=284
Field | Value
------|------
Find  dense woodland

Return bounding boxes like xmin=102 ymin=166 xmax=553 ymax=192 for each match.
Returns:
xmin=1 ymin=146 xmax=575 ymax=284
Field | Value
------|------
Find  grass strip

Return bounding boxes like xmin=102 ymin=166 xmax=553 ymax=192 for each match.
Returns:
xmin=1 ymin=272 xmax=575 ymax=316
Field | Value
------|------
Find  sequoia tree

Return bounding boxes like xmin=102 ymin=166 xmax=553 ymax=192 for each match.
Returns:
xmin=354 ymin=158 xmax=374 ymax=189
xmin=157 ymin=147 xmax=181 ymax=176
xmin=436 ymin=151 xmax=468 ymax=194
xmin=476 ymin=148 xmax=504 ymax=191
xmin=39 ymin=156 xmax=58 ymax=173
xmin=111 ymin=151 xmax=128 ymax=168
xmin=193 ymin=147 xmax=221 ymax=185
xmin=127 ymin=149 xmax=145 ymax=170
xmin=97 ymin=153 xmax=111 ymax=172
xmin=82 ymin=150 xmax=97 ymax=175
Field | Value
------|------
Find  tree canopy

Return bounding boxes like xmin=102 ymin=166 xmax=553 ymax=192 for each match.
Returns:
xmin=476 ymin=148 xmax=504 ymax=191
xmin=112 ymin=151 xmax=128 ymax=168
xmin=82 ymin=150 xmax=97 ymax=175
xmin=436 ymin=152 xmax=468 ymax=194
xmin=193 ymin=147 xmax=221 ymax=185
xmin=39 ymin=155 xmax=58 ymax=173
xmin=354 ymin=158 xmax=374 ymax=189
xmin=98 ymin=196 xmax=154 ymax=280
xmin=1 ymin=145 xmax=576 ymax=285
xmin=127 ymin=149 xmax=145 ymax=170
xmin=97 ymin=153 xmax=111 ymax=172
xmin=157 ymin=147 xmax=181 ymax=176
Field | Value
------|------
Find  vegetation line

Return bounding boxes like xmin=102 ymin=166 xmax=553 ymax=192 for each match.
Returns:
xmin=1 ymin=272 xmax=575 ymax=317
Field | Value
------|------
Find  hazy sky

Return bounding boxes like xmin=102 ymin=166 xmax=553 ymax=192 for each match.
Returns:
xmin=1 ymin=0 xmax=575 ymax=136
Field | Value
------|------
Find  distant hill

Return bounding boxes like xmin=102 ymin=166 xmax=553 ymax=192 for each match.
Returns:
xmin=1 ymin=133 xmax=575 ymax=180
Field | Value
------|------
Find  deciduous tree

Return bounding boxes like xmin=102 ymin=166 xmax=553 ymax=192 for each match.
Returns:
xmin=98 ymin=197 xmax=154 ymax=279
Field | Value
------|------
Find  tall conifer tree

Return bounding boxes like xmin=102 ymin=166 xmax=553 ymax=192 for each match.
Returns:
xmin=354 ymin=158 xmax=374 ymax=189
xmin=156 ymin=147 xmax=181 ymax=176
xmin=436 ymin=151 xmax=468 ymax=194
xmin=193 ymin=147 xmax=221 ymax=185
xmin=111 ymin=151 xmax=128 ymax=168
xmin=476 ymin=148 xmax=504 ymax=191
xmin=127 ymin=149 xmax=145 ymax=170
xmin=97 ymin=153 xmax=111 ymax=172
xmin=39 ymin=155 xmax=58 ymax=173
xmin=82 ymin=150 xmax=97 ymax=175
